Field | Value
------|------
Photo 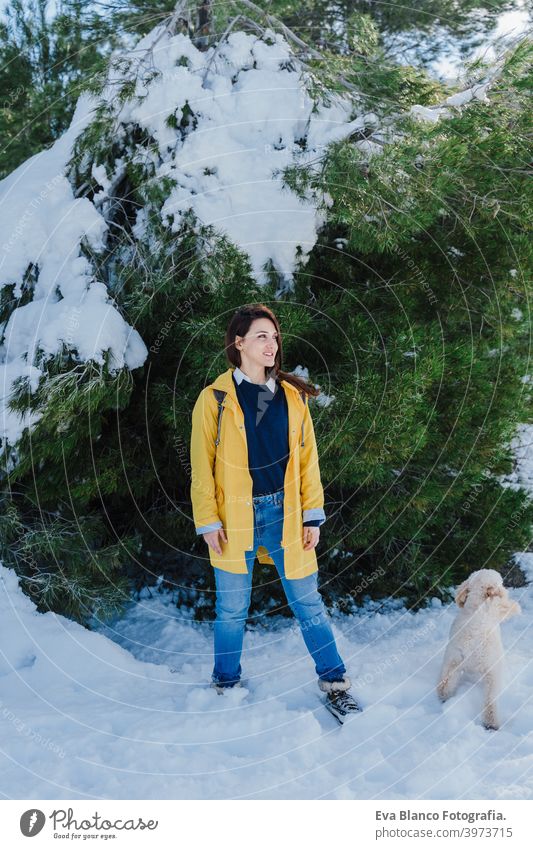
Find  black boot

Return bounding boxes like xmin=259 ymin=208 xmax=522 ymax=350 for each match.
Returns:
xmin=318 ymin=676 xmax=363 ymax=724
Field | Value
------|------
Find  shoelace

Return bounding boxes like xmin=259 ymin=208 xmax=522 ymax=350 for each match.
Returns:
xmin=328 ymin=690 xmax=360 ymax=711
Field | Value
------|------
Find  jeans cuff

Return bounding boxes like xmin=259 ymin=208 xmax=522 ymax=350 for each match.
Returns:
xmin=211 ymin=672 xmax=241 ymax=687
xmin=318 ymin=668 xmax=348 ymax=684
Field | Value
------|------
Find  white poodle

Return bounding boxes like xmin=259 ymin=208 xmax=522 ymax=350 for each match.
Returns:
xmin=437 ymin=568 xmax=521 ymax=730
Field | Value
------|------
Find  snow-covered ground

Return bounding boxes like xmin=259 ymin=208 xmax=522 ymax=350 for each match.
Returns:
xmin=0 ymin=554 xmax=531 ymax=800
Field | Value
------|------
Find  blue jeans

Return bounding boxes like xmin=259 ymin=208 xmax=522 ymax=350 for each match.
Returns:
xmin=212 ymin=489 xmax=347 ymax=687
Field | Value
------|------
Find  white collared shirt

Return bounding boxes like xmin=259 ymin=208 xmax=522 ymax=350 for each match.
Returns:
xmin=233 ymin=366 xmax=277 ymax=393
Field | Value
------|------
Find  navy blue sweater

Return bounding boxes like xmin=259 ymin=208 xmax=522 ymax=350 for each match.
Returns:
xmin=233 ymin=373 xmax=320 ymax=527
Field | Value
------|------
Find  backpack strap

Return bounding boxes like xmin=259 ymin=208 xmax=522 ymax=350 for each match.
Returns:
xmin=212 ymin=389 xmax=227 ymax=447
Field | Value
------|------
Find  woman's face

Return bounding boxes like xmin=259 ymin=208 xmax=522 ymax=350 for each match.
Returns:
xmin=235 ymin=317 xmax=279 ymax=372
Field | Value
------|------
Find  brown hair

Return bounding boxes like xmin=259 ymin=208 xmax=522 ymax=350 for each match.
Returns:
xmin=224 ymin=304 xmax=320 ymax=397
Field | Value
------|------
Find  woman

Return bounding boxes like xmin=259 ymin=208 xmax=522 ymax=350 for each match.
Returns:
xmin=190 ymin=303 xmax=360 ymax=720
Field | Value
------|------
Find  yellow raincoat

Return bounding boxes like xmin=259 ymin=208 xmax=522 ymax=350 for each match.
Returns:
xmin=190 ymin=367 xmax=325 ymax=579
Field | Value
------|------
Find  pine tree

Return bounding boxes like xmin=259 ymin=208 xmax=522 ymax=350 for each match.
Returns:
xmin=0 ymin=0 xmax=114 ymax=179
xmin=265 ymin=0 xmax=517 ymax=64
xmin=285 ymin=39 xmax=533 ymax=607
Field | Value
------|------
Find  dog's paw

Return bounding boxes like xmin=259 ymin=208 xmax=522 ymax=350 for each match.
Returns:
xmin=436 ymin=684 xmax=450 ymax=703
xmin=498 ymin=599 xmax=521 ymax=621
xmin=482 ymin=710 xmax=500 ymax=731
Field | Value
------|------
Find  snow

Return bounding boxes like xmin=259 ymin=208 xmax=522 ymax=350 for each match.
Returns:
xmin=315 ymin=391 xmax=335 ymax=408
xmin=501 ymin=425 xmax=533 ymax=493
xmin=0 ymin=93 xmax=148 ymax=450
xmin=106 ymin=29 xmax=366 ymax=285
xmin=409 ymin=80 xmax=491 ymax=124
xmin=444 ymin=82 xmax=490 ymax=107
xmin=410 ymin=104 xmax=450 ymax=124
xmin=0 ymin=555 xmax=531 ymax=800
xmin=290 ymin=364 xmax=335 ymax=406
xmin=410 ymin=66 xmax=503 ymax=125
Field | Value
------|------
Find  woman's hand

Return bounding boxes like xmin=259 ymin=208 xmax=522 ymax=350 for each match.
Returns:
xmin=303 ymin=526 xmax=320 ymax=550
xmin=203 ymin=527 xmax=227 ymax=555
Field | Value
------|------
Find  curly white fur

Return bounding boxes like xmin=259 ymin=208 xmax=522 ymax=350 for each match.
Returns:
xmin=318 ymin=676 xmax=351 ymax=693
xmin=436 ymin=569 xmax=521 ymax=730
